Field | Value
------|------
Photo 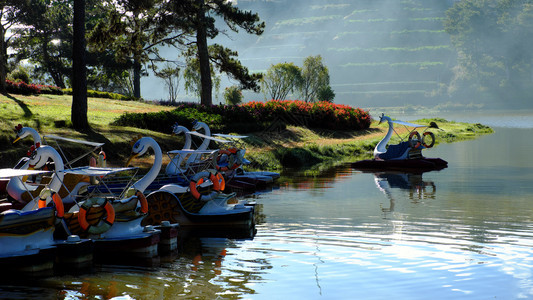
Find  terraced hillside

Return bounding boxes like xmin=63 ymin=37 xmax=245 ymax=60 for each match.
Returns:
xmin=226 ymin=0 xmax=456 ymax=108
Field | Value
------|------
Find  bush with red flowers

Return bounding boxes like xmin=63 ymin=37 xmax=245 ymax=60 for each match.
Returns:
xmin=5 ymin=80 xmax=64 ymax=95
xmin=114 ymin=99 xmax=371 ymax=133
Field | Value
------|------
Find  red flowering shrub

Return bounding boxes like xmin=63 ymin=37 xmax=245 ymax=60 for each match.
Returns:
xmin=116 ymin=99 xmax=371 ymax=133
xmin=240 ymin=100 xmax=371 ymax=130
xmin=5 ymin=80 xmax=64 ymax=95
xmin=5 ymin=80 xmax=41 ymax=95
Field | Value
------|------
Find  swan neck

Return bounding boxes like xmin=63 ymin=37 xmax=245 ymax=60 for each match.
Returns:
xmin=134 ymin=138 xmax=162 ymax=192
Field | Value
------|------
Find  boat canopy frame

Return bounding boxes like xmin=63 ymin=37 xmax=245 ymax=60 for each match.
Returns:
xmin=63 ymin=166 xmax=139 ymax=204
xmin=43 ymin=135 xmax=105 ymax=169
xmin=389 ymin=120 xmax=429 ymax=143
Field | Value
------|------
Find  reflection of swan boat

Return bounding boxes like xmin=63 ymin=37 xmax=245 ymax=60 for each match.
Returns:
xmin=352 ymin=114 xmax=448 ymax=172
xmin=374 ymin=172 xmax=436 ymax=196
xmin=372 ymin=170 xmax=437 ymax=213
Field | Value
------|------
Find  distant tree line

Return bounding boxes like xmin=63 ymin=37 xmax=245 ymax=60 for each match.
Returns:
xmin=444 ymin=0 xmax=533 ymax=106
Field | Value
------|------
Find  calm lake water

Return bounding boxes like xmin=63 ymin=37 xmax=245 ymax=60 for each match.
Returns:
xmin=1 ymin=112 xmax=532 ymax=299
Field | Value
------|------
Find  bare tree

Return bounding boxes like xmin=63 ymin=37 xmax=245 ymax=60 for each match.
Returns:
xmin=155 ymin=63 xmax=181 ymax=103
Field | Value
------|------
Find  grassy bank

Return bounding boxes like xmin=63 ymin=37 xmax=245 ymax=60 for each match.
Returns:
xmin=0 ymin=94 xmax=493 ymax=171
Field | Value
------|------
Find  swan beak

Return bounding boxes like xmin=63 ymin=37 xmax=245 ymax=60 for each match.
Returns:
xmin=125 ymin=153 xmax=139 ymax=167
xmin=378 ymin=113 xmax=385 ymax=124
xmin=22 ymin=165 xmax=34 ymax=182
xmin=13 ymin=137 xmax=21 ymax=144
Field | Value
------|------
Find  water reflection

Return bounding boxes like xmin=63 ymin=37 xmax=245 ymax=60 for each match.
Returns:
xmin=372 ymin=171 xmax=437 ymax=213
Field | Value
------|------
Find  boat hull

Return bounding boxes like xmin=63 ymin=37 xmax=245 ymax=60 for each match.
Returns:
xmin=351 ymin=157 xmax=448 ymax=172
xmin=93 ymin=230 xmax=161 ymax=261
xmin=141 ymin=191 xmax=255 ymax=228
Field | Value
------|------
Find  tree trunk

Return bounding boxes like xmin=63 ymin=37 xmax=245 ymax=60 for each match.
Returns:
xmin=195 ymin=2 xmax=212 ymax=106
xmin=133 ymin=59 xmax=141 ymax=99
xmin=71 ymin=0 xmax=89 ymax=130
xmin=0 ymin=22 xmax=6 ymax=94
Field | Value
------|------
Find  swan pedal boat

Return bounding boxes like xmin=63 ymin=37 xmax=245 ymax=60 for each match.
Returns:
xmin=352 ymin=114 xmax=448 ymax=172
xmin=0 ymin=168 xmax=61 ymax=275
xmin=167 ymin=122 xmax=279 ymax=194
xmin=122 ymin=136 xmax=257 ymax=233
xmin=60 ymin=166 xmax=162 ymax=259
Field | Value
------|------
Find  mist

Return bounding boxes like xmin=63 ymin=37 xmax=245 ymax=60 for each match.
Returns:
xmin=142 ymin=0 xmax=460 ymax=108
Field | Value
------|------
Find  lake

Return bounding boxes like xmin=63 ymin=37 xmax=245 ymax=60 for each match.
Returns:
xmin=1 ymin=112 xmax=532 ymax=299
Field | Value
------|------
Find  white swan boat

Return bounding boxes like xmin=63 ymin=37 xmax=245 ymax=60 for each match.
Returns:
xmin=0 ymin=168 xmax=59 ymax=275
xmin=352 ymin=114 xmax=448 ymax=171
xmin=167 ymin=121 xmax=279 ymax=193
xmin=124 ymin=136 xmax=256 ymax=229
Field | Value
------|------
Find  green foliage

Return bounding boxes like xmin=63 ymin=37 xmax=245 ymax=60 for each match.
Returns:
xmin=299 ymin=55 xmax=330 ymax=103
xmin=62 ymin=88 xmax=133 ymax=101
xmin=444 ymin=0 xmax=533 ymax=103
xmin=115 ymin=100 xmax=371 ymax=133
xmin=261 ymin=62 xmax=302 ymax=100
xmin=223 ymin=86 xmax=243 ymax=105
xmin=8 ymin=66 xmax=31 ymax=84
xmin=183 ymin=55 xmax=221 ymax=99
xmin=155 ymin=64 xmax=181 ymax=103
xmin=11 ymin=0 xmax=74 ymax=88
xmin=317 ymin=85 xmax=335 ymax=102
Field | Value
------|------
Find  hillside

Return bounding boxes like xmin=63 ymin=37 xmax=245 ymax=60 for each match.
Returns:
xmin=219 ymin=0 xmax=455 ymax=108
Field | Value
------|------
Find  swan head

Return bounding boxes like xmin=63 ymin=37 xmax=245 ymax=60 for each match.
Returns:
xmin=13 ymin=124 xmax=29 ymax=144
xmin=378 ymin=113 xmax=392 ymax=125
xmin=27 ymin=143 xmax=48 ymax=169
xmin=171 ymin=123 xmax=189 ymax=135
xmin=191 ymin=119 xmax=207 ymax=132
xmin=126 ymin=136 xmax=150 ymax=166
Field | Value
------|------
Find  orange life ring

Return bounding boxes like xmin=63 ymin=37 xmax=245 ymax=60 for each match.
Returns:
xmin=38 ymin=191 xmax=64 ymax=218
xmin=189 ymin=171 xmax=220 ymax=201
xmin=78 ymin=197 xmax=116 ymax=234
xmin=136 ymin=190 xmax=149 ymax=214
xmin=216 ymin=148 xmax=241 ymax=172
xmin=422 ymin=131 xmax=435 ymax=148
xmin=408 ymin=131 xmax=421 ymax=148
xmin=215 ymin=172 xmax=225 ymax=192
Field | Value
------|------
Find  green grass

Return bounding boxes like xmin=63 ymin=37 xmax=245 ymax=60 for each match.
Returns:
xmin=0 ymin=94 xmax=493 ymax=172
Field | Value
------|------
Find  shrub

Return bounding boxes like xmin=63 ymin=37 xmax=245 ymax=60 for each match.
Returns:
xmin=62 ymin=89 xmax=134 ymax=100
xmin=37 ymin=84 xmax=64 ymax=95
xmin=9 ymin=67 xmax=31 ymax=84
xmin=5 ymin=80 xmax=64 ymax=95
xmin=5 ymin=80 xmax=41 ymax=95
xmin=223 ymin=86 xmax=243 ymax=105
xmin=113 ymin=100 xmax=371 ymax=133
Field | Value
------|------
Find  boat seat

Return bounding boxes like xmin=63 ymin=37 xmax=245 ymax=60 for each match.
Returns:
xmin=379 ymin=142 xmax=410 ymax=160
xmin=58 ymin=173 xmax=90 ymax=199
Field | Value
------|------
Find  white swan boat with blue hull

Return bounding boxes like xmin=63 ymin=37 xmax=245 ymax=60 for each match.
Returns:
xmin=0 ymin=168 xmax=61 ymax=275
xmin=352 ymin=114 xmax=448 ymax=172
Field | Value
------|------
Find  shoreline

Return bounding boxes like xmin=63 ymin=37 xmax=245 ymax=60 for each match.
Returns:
xmin=1 ymin=118 xmax=493 ymax=172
